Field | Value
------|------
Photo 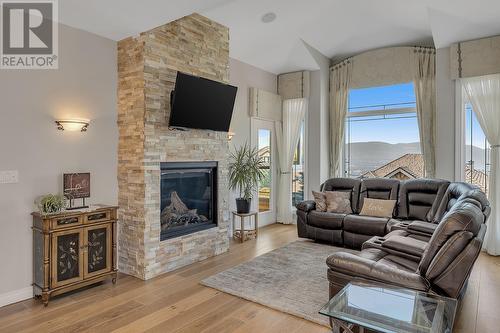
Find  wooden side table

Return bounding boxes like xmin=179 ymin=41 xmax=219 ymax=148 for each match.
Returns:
xmin=232 ymin=211 xmax=258 ymax=243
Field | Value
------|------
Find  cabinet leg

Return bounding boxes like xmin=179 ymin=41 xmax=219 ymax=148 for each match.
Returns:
xmin=112 ymin=273 xmax=117 ymax=284
xmin=42 ymin=293 xmax=49 ymax=306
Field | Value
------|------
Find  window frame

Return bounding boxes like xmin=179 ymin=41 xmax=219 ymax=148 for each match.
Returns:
xmin=343 ymin=101 xmax=417 ymax=177
xmin=292 ymin=119 xmax=307 ymax=207
xmin=454 ymin=80 xmax=491 ymax=190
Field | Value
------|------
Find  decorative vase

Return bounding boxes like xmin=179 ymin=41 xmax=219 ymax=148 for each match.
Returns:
xmin=236 ymin=198 xmax=251 ymax=214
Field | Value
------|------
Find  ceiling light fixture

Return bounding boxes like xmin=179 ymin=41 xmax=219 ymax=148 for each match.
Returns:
xmin=55 ymin=119 xmax=90 ymax=132
xmin=261 ymin=12 xmax=276 ymax=23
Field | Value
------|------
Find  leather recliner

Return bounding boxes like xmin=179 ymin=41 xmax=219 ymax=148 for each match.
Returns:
xmin=297 ymin=177 xmax=451 ymax=248
xmin=326 ymin=196 xmax=490 ymax=299
xmin=367 ymin=184 xmax=488 ymax=260
xmin=343 ymin=178 xmax=400 ymax=248
xmin=297 ymin=178 xmax=361 ymax=245
xmin=363 ymin=188 xmax=490 ymax=262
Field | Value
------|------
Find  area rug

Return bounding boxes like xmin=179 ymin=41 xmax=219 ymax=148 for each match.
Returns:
xmin=200 ymin=240 xmax=354 ymax=326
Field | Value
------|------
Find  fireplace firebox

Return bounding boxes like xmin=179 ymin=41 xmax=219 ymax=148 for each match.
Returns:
xmin=160 ymin=161 xmax=217 ymax=241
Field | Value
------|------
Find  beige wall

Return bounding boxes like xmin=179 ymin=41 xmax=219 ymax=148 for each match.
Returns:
xmin=229 ymin=58 xmax=277 ymax=150
xmin=229 ymin=58 xmax=277 ymax=224
xmin=304 ymin=42 xmax=331 ymax=195
xmin=0 ymin=24 xmax=117 ymax=299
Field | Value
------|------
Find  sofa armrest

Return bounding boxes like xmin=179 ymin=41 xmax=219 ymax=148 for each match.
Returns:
xmin=382 ymin=235 xmax=427 ymax=257
xmin=326 ymin=251 xmax=429 ymax=291
xmin=295 ymin=200 xmax=316 ymax=213
xmin=408 ymin=220 xmax=438 ymax=236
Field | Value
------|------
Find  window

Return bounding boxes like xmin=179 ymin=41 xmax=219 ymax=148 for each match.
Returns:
xmin=292 ymin=121 xmax=305 ymax=206
xmin=463 ymin=103 xmax=491 ymax=194
xmin=345 ymin=83 xmax=422 ymax=179
xmin=258 ymin=129 xmax=272 ymax=212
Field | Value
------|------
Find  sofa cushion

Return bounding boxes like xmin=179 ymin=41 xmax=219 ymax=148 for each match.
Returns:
xmin=397 ymin=179 xmax=449 ymax=221
xmin=343 ymin=214 xmax=388 ymax=236
xmin=307 ymin=211 xmax=345 ymax=230
xmin=321 ymin=178 xmax=361 ymax=212
xmin=359 ymin=198 xmax=396 ymax=218
xmin=433 ymin=182 xmax=476 ymax=223
xmin=382 ymin=235 xmax=427 ymax=257
xmin=325 ymin=191 xmax=352 ymax=214
xmin=358 ymin=178 xmax=399 ymax=214
xmin=311 ymin=191 xmax=326 ymax=212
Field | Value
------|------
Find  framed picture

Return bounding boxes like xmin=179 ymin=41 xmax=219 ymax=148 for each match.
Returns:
xmin=63 ymin=173 xmax=90 ymax=199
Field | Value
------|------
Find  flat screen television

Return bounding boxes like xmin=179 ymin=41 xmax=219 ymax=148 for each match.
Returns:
xmin=169 ymin=72 xmax=238 ymax=132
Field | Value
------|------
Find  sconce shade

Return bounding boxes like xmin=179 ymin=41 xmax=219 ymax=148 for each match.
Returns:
xmin=55 ymin=120 xmax=89 ymax=132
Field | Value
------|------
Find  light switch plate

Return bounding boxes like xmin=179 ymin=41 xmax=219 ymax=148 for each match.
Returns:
xmin=0 ymin=170 xmax=19 ymax=184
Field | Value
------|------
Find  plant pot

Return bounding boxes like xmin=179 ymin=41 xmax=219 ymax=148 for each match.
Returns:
xmin=236 ymin=198 xmax=251 ymax=214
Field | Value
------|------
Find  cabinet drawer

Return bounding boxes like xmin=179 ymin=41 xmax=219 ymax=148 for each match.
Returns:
xmin=51 ymin=215 xmax=83 ymax=229
xmin=84 ymin=210 xmax=111 ymax=224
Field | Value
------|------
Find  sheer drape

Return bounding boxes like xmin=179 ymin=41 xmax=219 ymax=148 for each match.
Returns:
xmin=276 ymin=98 xmax=307 ymax=224
xmin=462 ymin=73 xmax=500 ymax=256
xmin=329 ymin=60 xmax=352 ymax=177
xmin=412 ymin=47 xmax=436 ymax=178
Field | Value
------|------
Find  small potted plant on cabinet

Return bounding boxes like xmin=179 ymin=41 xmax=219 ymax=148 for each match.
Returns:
xmin=36 ymin=194 xmax=66 ymax=215
xmin=228 ymin=144 xmax=266 ymax=214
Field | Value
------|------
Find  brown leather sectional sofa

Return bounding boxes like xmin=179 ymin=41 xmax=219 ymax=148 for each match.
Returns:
xmin=296 ymin=178 xmax=490 ymax=299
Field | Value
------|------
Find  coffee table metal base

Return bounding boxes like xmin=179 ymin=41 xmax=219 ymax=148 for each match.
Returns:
xmin=329 ymin=317 xmax=364 ymax=333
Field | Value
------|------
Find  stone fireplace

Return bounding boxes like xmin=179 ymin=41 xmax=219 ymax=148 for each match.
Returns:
xmin=117 ymin=14 xmax=230 ymax=280
xmin=160 ymin=162 xmax=218 ymax=241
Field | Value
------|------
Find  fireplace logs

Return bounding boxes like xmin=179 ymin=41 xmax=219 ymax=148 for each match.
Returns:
xmin=161 ymin=191 xmax=208 ymax=231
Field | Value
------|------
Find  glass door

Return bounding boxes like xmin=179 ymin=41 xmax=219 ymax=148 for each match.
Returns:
xmin=251 ymin=118 xmax=276 ymax=225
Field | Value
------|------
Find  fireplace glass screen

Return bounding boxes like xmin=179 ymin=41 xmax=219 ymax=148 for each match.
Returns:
xmin=160 ymin=162 xmax=217 ymax=241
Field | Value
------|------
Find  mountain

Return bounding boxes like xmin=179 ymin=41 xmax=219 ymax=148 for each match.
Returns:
xmin=347 ymin=142 xmax=421 ymax=176
xmin=465 ymin=145 xmax=488 ymax=171
xmin=347 ymin=142 xmax=488 ymax=176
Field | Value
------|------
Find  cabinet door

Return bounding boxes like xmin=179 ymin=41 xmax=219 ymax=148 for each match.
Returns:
xmin=51 ymin=229 xmax=84 ymax=288
xmin=84 ymin=224 xmax=111 ymax=278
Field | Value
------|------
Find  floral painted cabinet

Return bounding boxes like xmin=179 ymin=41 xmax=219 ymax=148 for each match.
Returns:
xmin=32 ymin=205 xmax=118 ymax=305
xmin=51 ymin=229 xmax=84 ymax=288
xmin=84 ymin=224 xmax=111 ymax=278
xmin=51 ymin=224 xmax=112 ymax=288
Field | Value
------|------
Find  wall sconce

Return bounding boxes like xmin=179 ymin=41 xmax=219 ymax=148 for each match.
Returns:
xmin=55 ymin=119 xmax=90 ymax=132
xmin=228 ymin=131 xmax=235 ymax=141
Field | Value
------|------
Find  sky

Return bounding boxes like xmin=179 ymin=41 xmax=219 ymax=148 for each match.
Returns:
xmin=348 ymin=82 xmax=420 ymax=144
xmin=257 ymin=82 xmax=488 ymax=149
xmin=348 ymin=83 xmax=487 ymax=148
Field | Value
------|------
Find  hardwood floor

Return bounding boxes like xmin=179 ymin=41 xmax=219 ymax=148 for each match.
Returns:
xmin=0 ymin=224 xmax=499 ymax=333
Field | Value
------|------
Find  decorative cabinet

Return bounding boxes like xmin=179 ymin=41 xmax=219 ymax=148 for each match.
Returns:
xmin=32 ymin=205 xmax=118 ymax=305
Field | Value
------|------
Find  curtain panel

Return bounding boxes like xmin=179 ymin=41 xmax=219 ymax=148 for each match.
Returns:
xmin=329 ymin=60 xmax=352 ymax=177
xmin=412 ymin=47 xmax=436 ymax=178
xmin=462 ymin=73 xmax=500 ymax=256
xmin=275 ymin=98 xmax=307 ymax=224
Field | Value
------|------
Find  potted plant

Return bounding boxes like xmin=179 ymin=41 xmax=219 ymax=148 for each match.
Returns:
xmin=36 ymin=194 xmax=66 ymax=215
xmin=228 ymin=143 xmax=266 ymax=214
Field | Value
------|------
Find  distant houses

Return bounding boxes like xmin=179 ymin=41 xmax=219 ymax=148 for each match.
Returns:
xmin=361 ymin=153 xmax=488 ymax=193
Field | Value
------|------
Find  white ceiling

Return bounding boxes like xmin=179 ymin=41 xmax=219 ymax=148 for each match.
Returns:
xmin=59 ymin=0 xmax=500 ymax=74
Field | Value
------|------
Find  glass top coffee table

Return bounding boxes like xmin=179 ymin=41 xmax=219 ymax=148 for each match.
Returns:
xmin=319 ymin=280 xmax=457 ymax=333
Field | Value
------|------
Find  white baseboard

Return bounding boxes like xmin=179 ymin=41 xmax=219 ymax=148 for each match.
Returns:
xmin=0 ymin=287 xmax=32 ymax=308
